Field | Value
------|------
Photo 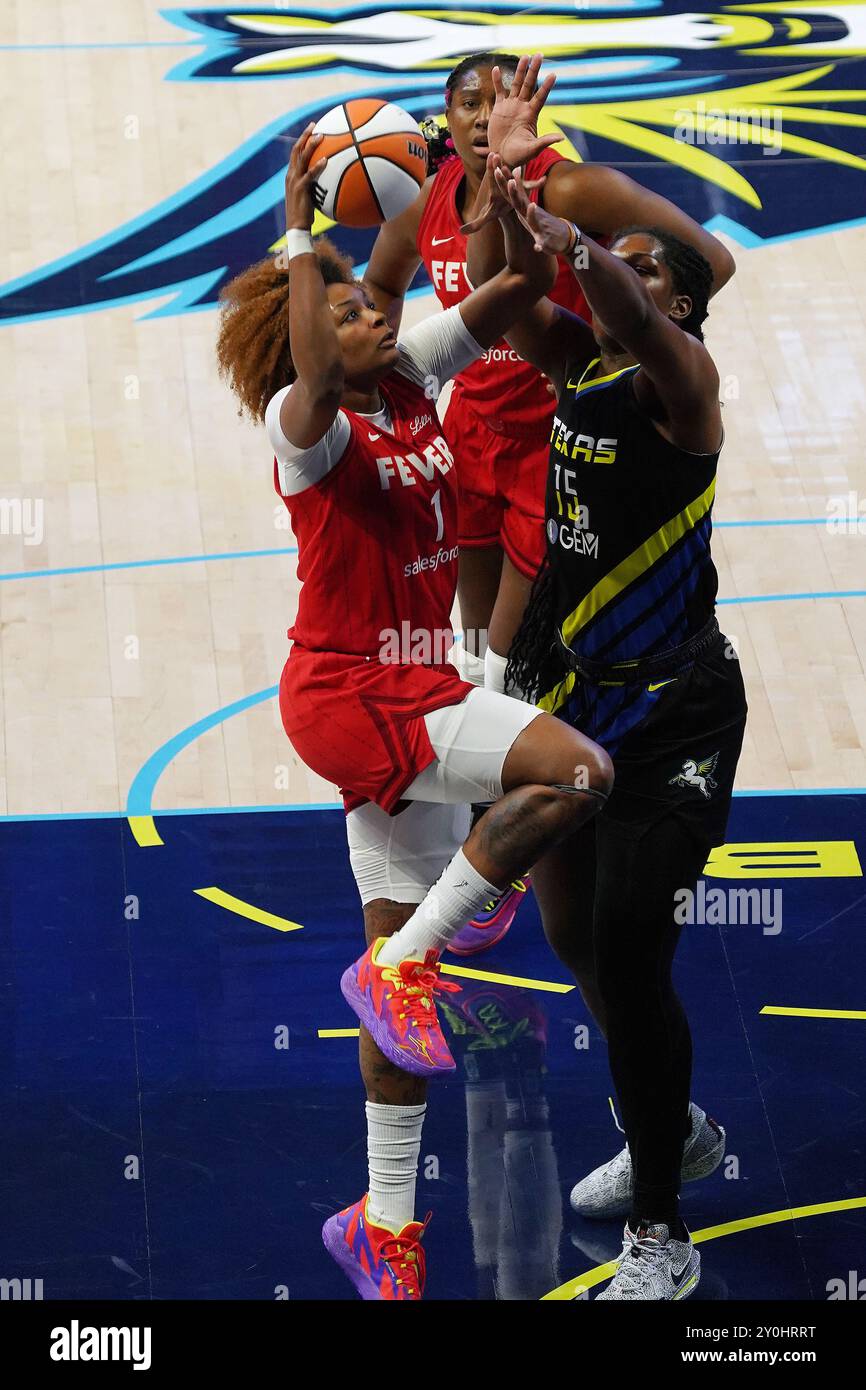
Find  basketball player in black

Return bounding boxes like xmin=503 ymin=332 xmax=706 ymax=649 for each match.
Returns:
xmin=464 ymin=128 xmax=747 ymax=1298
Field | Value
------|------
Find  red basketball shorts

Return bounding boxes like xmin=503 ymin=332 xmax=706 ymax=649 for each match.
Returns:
xmin=279 ymin=644 xmax=475 ymax=815
xmin=443 ymin=396 xmax=550 ymax=580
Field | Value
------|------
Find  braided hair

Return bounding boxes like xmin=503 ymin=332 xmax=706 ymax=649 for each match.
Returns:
xmin=421 ymin=51 xmax=521 ymax=174
xmin=506 ymin=226 xmax=715 ymax=699
xmin=506 ymin=556 xmax=562 ymax=703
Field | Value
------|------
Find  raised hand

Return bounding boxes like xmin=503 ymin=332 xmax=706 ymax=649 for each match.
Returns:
xmin=486 ymin=53 xmax=559 ymax=171
xmin=460 ymin=152 xmax=546 ymax=237
xmin=285 ymin=123 xmax=328 ymax=231
xmin=494 ymin=162 xmax=573 ymax=255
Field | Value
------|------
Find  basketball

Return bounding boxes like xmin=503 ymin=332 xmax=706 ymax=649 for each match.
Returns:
xmin=311 ymin=99 xmax=428 ymax=227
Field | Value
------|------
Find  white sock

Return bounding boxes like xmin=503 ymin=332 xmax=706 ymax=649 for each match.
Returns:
xmin=366 ymin=1101 xmax=426 ymax=1232
xmin=377 ymin=848 xmax=501 ymax=966
xmin=454 ymin=642 xmax=486 ymax=688
xmin=484 ymin=646 xmax=509 ymax=693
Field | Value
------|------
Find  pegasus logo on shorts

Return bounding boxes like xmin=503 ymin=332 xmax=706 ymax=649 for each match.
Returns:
xmin=669 ymin=753 xmax=719 ymax=799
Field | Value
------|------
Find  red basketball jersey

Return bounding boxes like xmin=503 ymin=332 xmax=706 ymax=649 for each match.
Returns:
xmin=275 ymin=370 xmax=460 ymax=659
xmin=417 ymin=149 xmax=590 ymax=431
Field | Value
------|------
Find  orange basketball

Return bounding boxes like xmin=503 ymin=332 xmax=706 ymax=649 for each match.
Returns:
xmin=311 ymin=99 xmax=428 ymax=228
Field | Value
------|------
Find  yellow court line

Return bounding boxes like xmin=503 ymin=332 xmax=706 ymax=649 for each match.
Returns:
xmin=128 ymin=815 xmax=163 ymax=847
xmin=193 ymin=887 xmax=304 ymax=933
xmin=318 ymin=1028 xmax=360 ymax=1039
xmin=542 ymin=1196 xmax=866 ymax=1299
xmin=440 ymin=963 xmax=574 ymax=994
xmin=762 ymin=1005 xmax=866 ymax=1020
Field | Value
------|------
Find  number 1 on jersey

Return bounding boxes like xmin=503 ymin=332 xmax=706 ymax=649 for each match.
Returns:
xmin=430 ymin=488 xmax=444 ymax=543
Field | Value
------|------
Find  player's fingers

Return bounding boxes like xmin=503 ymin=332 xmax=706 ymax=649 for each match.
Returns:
xmin=297 ymin=130 xmax=324 ymax=173
xmin=291 ymin=122 xmax=316 ymax=167
xmin=458 ymin=204 xmax=498 ymax=236
xmin=510 ymin=167 xmax=530 ymax=205
xmin=531 ymin=70 xmax=557 ymax=113
xmin=520 ymin=53 xmax=542 ymax=103
xmin=491 ymin=64 xmax=504 ymax=100
xmin=511 ymin=53 xmax=529 ymax=99
xmin=493 ymin=166 xmax=513 ymax=198
xmin=517 ymin=53 xmax=537 ymax=102
xmin=506 ymin=178 xmax=530 ymax=221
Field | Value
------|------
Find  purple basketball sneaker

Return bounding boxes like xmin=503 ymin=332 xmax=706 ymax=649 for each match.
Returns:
xmin=447 ymin=876 xmax=531 ymax=956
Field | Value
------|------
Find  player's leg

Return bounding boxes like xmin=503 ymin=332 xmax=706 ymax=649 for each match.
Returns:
xmin=449 ymin=398 xmax=503 ymax=683
xmin=531 ymin=820 xmax=603 ymax=1026
xmin=482 ymin=435 xmax=547 ymax=695
xmin=450 ymin=545 xmax=530 ymax=956
xmin=484 ymin=554 xmax=534 ymax=694
xmin=534 ymin=822 xmax=725 ymax=1225
xmin=324 ymin=799 xmax=469 ymax=1299
xmin=590 ymin=813 xmax=711 ymax=1300
xmin=456 ymin=543 xmax=502 ymax=675
xmin=342 ymin=691 xmax=613 ymax=1075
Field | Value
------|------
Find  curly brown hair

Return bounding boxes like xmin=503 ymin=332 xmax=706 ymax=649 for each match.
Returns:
xmin=216 ymin=238 xmax=356 ymax=423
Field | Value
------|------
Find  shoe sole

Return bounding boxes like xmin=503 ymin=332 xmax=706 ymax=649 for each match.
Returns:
xmin=322 ymin=1216 xmax=381 ymax=1300
xmin=340 ymin=963 xmax=455 ymax=1077
xmin=572 ymin=1125 xmax=728 ymax=1219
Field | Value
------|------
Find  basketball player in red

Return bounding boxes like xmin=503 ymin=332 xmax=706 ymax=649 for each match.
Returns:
xmin=364 ymin=49 xmax=735 ymax=953
xmin=216 ymin=93 xmax=612 ymax=1299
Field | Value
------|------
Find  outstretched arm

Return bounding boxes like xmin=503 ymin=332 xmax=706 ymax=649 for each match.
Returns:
xmin=363 ymin=180 xmax=431 ymax=334
xmin=457 ymin=159 xmax=558 ymax=350
xmin=277 ymin=125 xmax=345 ymax=449
xmin=459 ymin=56 xmax=596 ymax=389
xmin=463 ymin=156 xmax=594 ymax=391
xmin=542 ymin=162 xmax=735 ymax=296
xmin=503 ymin=180 xmax=721 ymax=454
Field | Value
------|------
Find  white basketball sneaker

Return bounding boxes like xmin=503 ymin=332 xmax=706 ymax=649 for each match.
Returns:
xmin=595 ymin=1221 xmax=700 ymax=1301
xmin=570 ymin=1102 xmax=725 ymax=1219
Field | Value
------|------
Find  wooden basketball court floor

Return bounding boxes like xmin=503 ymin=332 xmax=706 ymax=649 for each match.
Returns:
xmin=0 ymin=1 xmax=864 ymax=1300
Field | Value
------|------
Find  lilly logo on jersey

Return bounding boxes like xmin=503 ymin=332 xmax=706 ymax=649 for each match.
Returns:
xmin=410 ymin=412 xmax=434 ymax=435
xmin=376 ymin=435 xmax=455 ymax=490
xmin=551 ymin=416 xmax=617 ymax=465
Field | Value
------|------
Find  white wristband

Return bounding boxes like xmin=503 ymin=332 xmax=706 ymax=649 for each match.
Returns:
xmin=285 ymin=228 xmax=315 ymax=260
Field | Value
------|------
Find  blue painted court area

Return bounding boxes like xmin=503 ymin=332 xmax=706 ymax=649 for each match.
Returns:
xmin=1 ymin=795 xmax=863 ymax=1300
